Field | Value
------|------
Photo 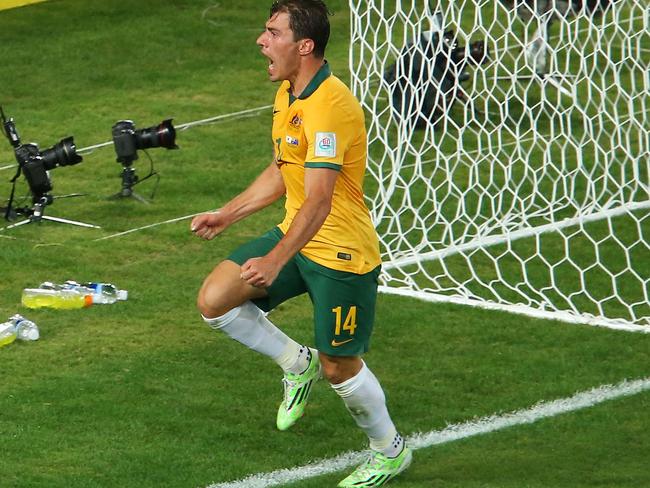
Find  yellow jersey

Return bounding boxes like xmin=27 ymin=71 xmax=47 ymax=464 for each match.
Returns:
xmin=271 ymin=63 xmax=381 ymax=274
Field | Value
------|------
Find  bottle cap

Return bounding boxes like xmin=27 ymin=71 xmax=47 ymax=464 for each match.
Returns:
xmin=117 ymin=289 xmax=128 ymax=301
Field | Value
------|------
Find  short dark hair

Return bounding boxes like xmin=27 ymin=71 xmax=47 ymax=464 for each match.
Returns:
xmin=270 ymin=0 xmax=331 ymax=58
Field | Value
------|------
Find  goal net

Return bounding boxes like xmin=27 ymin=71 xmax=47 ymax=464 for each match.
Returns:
xmin=349 ymin=0 xmax=649 ymax=331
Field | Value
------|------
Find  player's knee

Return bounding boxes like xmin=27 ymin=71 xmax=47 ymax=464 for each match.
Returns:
xmin=196 ymin=279 xmax=230 ymax=319
xmin=321 ymin=362 xmax=352 ymax=385
xmin=319 ymin=353 xmax=363 ymax=385
xmin=197 ymin=259 xmax=261 ymax=323
xmin=321 ymin=363 xmax=343 ymax=384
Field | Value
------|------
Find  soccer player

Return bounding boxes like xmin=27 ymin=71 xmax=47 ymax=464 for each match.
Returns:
xmin=191 ymin=1 xmax=412 ymax=486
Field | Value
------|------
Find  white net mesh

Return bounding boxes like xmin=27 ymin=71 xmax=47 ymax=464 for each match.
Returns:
xmin=349 ymin=0 xmax=649 ymax=330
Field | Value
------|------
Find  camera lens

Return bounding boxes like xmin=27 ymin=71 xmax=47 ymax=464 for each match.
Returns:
xmin=135 ymin=119 xmax=178 ymax=151
xmin=40 ymin=136 xmax=83 ymax=170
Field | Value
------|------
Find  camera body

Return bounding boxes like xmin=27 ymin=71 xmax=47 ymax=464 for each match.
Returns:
xmin=385 ymin=29 xmax=489 ymax=128
xmin=112 ymin=119 xmax=177 ymax=164
xmin=1 ymin=109 xmax=82 ymax=202
xmin=16 ymin=144 xmax=53 ymax=198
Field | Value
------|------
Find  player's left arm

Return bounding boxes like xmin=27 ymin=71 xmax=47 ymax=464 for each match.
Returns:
xmin=240 ymin=166 xmax=338 ymax=288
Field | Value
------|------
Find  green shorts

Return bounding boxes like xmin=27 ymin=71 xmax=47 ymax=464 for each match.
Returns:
xmin=228 ymin=227 xmax=381 ymax=356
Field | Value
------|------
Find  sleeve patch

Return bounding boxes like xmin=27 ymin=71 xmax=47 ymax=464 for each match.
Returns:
xmin=315 ymin=132 xmax=337 ymax=158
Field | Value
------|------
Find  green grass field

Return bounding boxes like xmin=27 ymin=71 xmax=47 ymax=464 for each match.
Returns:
xmin=1 ymin=1 xmax=649 ymax=487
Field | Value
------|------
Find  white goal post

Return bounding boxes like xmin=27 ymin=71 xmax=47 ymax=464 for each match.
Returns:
xmin=349 ymin=0 xmax=650 ymax=331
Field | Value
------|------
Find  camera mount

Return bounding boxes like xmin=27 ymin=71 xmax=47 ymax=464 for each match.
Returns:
xmin=110 ymin=118 xmax=177 ymax=203
xmin=0 ymin=193 xmax=100 ymax=231
xmin=110 ymin=163 xmax=153 ymax=204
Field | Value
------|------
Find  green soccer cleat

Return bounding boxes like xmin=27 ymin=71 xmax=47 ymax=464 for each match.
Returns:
xmin=276 ymin=348 xmax=321 ymax=431
xmin=338 ymin=446 xmax=413 ymax=487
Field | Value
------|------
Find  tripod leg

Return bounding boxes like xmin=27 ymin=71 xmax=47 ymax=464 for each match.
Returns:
xmin=129 ymin=192 xmax=150 ymax=204
xmin=0 ymin=219 xmax=32 ymax=231
xmin=40 ymin=216 xmax=101 ymax=229
xmin=107 ymin=190 xmax=151 ymax=204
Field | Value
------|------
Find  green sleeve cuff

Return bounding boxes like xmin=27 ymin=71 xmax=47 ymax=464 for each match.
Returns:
xmin=305 ymin=162 xmax=341 ymax=171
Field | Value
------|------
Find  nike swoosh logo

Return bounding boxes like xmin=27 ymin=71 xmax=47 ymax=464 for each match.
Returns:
xmin=331 ymin=338 xmax=353 ymax=347
xmin=273 ymin=109 xmax=280 ymax=115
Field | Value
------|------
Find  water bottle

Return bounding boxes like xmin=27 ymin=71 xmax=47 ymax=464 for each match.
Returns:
xmin=10 ymin=314 xmax=40 ymax=341
xmin=0 ymin=321 xmax=17 ymax=348
xmin=22 ymin=286 xmax=93 ymax=309
xmin=82 ymin=283 xmax=128 ymax=304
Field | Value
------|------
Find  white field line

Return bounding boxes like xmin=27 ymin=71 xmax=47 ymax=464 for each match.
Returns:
xmin=205 ymin=376 xmax=650 ymax=488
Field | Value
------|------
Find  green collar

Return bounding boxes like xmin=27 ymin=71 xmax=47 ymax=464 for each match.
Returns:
xmin=288 ymin=61 xmax=331 ymax=104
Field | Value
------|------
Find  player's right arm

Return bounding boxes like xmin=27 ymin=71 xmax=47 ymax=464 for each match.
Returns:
xmin=191 ymin=161 xmax=285 ymax=240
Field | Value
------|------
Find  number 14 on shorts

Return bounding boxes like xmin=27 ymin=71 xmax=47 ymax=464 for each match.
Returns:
xmin=332 ymin=306 xmax=357 ymax=335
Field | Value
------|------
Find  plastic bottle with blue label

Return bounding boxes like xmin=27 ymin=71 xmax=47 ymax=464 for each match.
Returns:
xmin=82 ymin=283 xmax=128 ymax=304
xmin=21 ymin=281 xmax=127 ymax=308
xmin=0 ymin=315 xmax=40 ymax=347
xmin=10 ymin=314 xmax=40 ymax=341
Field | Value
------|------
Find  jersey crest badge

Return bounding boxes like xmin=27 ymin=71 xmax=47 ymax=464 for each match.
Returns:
xmin=289 ymin=111 xmax=303 ymax=130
